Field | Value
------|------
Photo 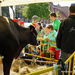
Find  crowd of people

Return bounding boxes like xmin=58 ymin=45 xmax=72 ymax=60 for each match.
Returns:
xmin=13 ymin=18 xmax=24 ymax=27
xmin=12 ymin=5 xmax=75 ymax=74
xmin=23 ymin=13 xmax=61 ymax=60
xmin=12 ymin=13 xmax=61 ymax=60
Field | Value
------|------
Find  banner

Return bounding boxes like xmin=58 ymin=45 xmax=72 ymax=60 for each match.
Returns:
xmin=13 ymin=5 xmax=15 ymax=13
xmin=9 ymin=6 xmax=13 ymax=19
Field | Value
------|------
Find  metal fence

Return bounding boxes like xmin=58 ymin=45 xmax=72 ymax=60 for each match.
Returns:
xmin=26 ymin=51 xmax=75 ymax=75
xmin=23 ymin=38 xmax=59 ymax=61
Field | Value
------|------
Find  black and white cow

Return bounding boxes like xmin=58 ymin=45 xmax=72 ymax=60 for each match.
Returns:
xmin=0 ymin=16 xmax=37 ymax=75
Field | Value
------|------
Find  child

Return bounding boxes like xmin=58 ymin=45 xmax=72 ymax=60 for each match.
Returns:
xmin=41 ymin=28 xmax=50 ymax=57
xmin=28 ymin=44 xmax=38 ymax=55
xmin=45 ymin=25 xmax=60 ymax=59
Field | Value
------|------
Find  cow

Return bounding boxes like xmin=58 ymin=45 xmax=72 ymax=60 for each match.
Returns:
xmin=0 ymin=16 xmax=37 ymax=75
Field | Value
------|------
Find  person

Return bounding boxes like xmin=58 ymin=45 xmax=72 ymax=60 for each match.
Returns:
xmin=36 ymin=22 xmax=45 ymax=38
xmin=31 ymin=15 xmax=38 ymax=28
xmin=28 ymin=44 xmax=38 ymax=55
xmin=13 ymin=18 xmax=17 ymax=22
xmin=17 ymin=18 xmax=22 ymax=25
xmin=19 ymin=21 xmax=24 ymax=27
xmin=45 ymin=25 xmax=60 ymax=59
xmin=56 ymin=5 xmax=75 ymax=75
xmin=41 ymin=28 xmax=49 ymax=57
xmin=50 ymin=13 xmax=61 ymax=31
xmin=40 ymin=21 xmax=46 ymax=28
xmin=56 ymin=5 xmax=75 ymax=62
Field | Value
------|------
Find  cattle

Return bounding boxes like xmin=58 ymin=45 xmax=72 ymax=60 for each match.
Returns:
xmin=0 ymin=16 xmax=37 ymax=75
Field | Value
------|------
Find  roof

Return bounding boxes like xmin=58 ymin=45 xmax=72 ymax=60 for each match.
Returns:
xmin=1 ymin=0 xmax=75 ymax=7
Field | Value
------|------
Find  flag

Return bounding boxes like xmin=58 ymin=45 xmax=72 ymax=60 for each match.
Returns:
xmin=13 ymin=5 xmax=15 ymax=13
xmin=9 ymin=6 xmax=13 ymax=19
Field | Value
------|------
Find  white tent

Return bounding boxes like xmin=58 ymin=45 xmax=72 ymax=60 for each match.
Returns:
xmin=0 ymin=0 xmax=75 ymax=7
xmin=0 ymin=0 xmax=75 ymax=15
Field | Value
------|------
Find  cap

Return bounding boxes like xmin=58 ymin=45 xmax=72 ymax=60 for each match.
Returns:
xmin=32 ymin=15 xmax=38 ymax=20
xmin=13 ymin=19 xmax=17 ymax=22
xmin=19 ymin=21 xmax=24 ymax=25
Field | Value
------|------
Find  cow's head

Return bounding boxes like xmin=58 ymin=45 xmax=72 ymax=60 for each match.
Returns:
xmin=29 ymin=26 xmax=37 ymax=45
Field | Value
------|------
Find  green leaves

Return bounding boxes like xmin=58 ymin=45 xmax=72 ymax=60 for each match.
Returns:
xmin=15 ymin=3 xmax=51 ymax=20
xmin=27 ymin=3 xmax=50 ymax=20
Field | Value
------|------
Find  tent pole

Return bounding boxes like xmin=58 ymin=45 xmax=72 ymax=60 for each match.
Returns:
xmin=0 ymin=1 xmax=2 ymax=16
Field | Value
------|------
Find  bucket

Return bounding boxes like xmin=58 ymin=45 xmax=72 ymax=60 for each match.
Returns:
xmin=55 ymin=50 xmax=60 ymax=60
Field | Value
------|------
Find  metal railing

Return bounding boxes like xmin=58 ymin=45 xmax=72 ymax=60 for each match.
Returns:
xmin=23 ymin=38 xmax=59 ymax=61
xmin=26 ymin=51 xmax=75 ymax=75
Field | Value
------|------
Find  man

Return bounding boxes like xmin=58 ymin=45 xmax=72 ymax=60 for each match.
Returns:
xmin=50 ymin=13 xmax=61 ymax=31
xmin=31 ymin=15 xmax=38 ymax=28
xmin=56 ymin=5 xmax=75 ymax=75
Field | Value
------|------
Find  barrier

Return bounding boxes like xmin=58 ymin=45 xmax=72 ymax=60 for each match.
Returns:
xmin=26 ymin=51 xmax=75 ymax=75
xmin=23 ymin=38 xmax=59 ymax=61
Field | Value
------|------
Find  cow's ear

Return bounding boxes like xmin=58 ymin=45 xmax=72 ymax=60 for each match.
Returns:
xmin=29 ymin=25 xmax=35 ymax=32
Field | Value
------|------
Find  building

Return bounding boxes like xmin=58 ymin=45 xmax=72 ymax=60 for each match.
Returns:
xmin=49 ymin=2 xmax=69 ymax=21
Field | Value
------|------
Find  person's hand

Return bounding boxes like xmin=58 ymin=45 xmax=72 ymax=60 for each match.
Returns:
xmin=32 ymin=53 xmax=35 ymax=55
xmin=46 ymin=37 xmax=50 ymax=41
xmin=32 ymin=48 xmax=35 ymax=51
xmin=44 ymin=43 xmax=47 ymax=46
xmin=38 ymin=35 xmax=41 ymax=37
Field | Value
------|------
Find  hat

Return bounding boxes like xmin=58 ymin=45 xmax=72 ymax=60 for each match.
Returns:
xmin=13 ymin=19 xmax=17 ymax=22
xmin=19 ymin=21 xmax=24 ymax=25
xmin=32 ymin=15 xmax=38 ymax=20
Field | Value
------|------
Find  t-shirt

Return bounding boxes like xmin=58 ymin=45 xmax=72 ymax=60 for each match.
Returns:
xmin=53 ymin=18 xmax=61 ymax=30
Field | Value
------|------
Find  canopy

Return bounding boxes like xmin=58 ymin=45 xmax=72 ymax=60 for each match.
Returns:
xmin=1 ymin=0 xmax=75 ymax=7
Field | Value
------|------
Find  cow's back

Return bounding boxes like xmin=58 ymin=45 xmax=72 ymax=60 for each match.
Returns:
xmin=0 ymin=16 xmax=19 ymax=57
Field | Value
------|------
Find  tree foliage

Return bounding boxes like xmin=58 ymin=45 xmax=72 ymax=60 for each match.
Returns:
xmin=27 ymin=3 xmax=51 ymax=20
xmin=22 ymin=6 xmax=28 ymax=18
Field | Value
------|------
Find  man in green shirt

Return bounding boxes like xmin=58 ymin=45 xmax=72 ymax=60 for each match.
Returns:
xmin=50 ymin=13 xmax=61 ymax=31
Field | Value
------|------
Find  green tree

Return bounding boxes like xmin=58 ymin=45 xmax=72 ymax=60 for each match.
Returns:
xmin=27 ymin=3 xmax=51 ymax=20
xmin=22 ymin=6 xmax=28 ymax=18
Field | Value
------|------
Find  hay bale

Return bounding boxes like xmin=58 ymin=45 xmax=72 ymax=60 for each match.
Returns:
xmin=11 ymin=66 xmax=19 ymax=73
xmin=10 ymin=59 xmax=53 ymax=75
xmin=10 ymin=70 xmax=20 ymax=75
xmin=19 ymin=67 xmax=29 ymax=75
xmin=11 ymin=59 xmax=28 ymax=72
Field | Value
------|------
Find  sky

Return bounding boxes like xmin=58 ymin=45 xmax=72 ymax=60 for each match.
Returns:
xmin=53 ymin=1 xmax=75 ymax=7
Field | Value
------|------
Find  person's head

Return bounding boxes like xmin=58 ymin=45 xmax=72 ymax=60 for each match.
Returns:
xmin=36 ymin=46 xmax=40 ymax=53
xmin=36 ymin=22 xmax=42 ymax=31
xmin=46 ymin=25 xmax=53 ymax=33
xmin=40 ymin=21 xmax=44 ymax=24
xmin=32 ymin=15 xmax=38 ymax=23
xmin=50 ymin=13 xmax=57 ymax=21
xmin=44 ymin=28 xmax=49 ymax=35
xmin=69 ymin=5 xmax=75 ymax=15
xmin=19 ymin=21 xmax=24 ymax=27
xmin=18 ymin=18 xmax=21 ymax=21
